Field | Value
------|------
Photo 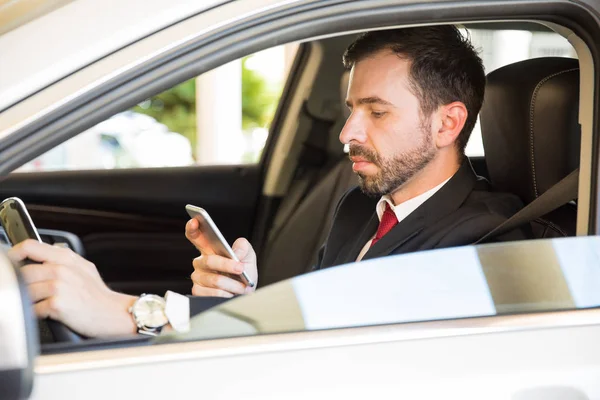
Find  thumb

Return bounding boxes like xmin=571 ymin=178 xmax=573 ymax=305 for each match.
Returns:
xmin=185 ymin=218 xmax=215 ymax=255
xmin=185 ymin=218 xmax=200 ymax=240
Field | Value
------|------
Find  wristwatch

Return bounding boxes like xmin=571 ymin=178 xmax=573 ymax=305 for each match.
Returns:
xmin=129 ymin=294 xmax=169 ymax=336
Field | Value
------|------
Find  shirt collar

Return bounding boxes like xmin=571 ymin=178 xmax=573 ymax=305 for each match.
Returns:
xmin=375 ymin=177 xmax=452 ymax=223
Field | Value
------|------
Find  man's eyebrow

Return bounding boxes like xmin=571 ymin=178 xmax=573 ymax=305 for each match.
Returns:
xmin=345 ymin=97 xmax=394 ymax=107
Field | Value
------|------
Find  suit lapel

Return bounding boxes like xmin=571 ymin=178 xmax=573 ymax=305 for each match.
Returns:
xmin=361 ymin=159 xmax=478 ymax=261
xmin=334 ymin=213 xmax=379 ymax=265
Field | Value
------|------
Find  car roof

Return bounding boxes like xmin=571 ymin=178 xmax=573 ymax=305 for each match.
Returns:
xmin=0 ymin=0 xmax=559 ymax=117
xmin=0 ymin=0 xmax=229 ymax=111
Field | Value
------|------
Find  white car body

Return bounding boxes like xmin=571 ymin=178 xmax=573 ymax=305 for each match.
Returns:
xmin=1 ymin=0 xmax=600 ymax=399
xmin=33 ymin=237 xmax=600 ymax=399
xmin=0 ymin=0 xmax=226 ymax=111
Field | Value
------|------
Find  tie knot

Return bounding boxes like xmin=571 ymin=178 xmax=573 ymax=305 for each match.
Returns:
xmin=372 ymin=203 xmax=398 ymax=246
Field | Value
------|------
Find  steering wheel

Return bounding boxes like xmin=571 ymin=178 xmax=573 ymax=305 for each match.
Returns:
xmin=38 ymin=318 xmax=84 ymax=343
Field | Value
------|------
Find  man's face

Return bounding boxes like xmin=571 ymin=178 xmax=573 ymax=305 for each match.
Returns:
xmin=340 ymin=50 xmax=437 ymax=197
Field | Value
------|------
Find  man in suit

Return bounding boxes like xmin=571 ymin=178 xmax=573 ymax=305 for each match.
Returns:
xmin=186 ymin=25 xmax=528 ymax=298
xmin=10 ymin=25 xmax=528 ymax=338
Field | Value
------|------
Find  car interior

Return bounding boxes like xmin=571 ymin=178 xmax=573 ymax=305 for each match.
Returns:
xmin=259 ymin=53 xmax=581 ymax=287
xmin=0 ymin=21 xmax=588 ymax=351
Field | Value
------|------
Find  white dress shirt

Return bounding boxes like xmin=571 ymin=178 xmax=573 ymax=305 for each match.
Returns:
xmin=356 ymin=177 xmax=451 ymax=261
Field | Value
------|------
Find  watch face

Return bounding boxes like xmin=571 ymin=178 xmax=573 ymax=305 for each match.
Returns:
xmin=132 ymin=295 xmax=168 ymax=329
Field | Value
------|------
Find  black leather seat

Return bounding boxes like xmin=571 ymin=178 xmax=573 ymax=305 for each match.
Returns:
xmin=480 ymin=57 xmax=580 ymax=237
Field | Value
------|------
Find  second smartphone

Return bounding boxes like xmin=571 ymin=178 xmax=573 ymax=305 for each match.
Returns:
xmin=186 ymin=204 xmax=255 ymax=288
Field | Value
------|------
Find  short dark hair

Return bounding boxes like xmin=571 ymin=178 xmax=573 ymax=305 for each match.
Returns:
xmin=343 ymin=25 xmax=485 ymax=155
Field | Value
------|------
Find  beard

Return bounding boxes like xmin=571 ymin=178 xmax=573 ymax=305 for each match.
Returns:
xmin=349 ymin=127 xmax=436 ymax=198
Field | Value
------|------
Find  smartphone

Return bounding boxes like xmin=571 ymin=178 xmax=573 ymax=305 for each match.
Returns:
xmin=186 ymin=204 xmax=255 ymax=288
xmin=0 ymin=197 xmax=42 ymax=246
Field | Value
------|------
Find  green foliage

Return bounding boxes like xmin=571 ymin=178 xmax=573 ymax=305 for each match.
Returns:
xmin=241 ymin=57 xmax=280 ymax=130
xmin=133 ymin=78 xmax=197 ymax=150
xmin=132 ymin=55 xmax=282 ymax=160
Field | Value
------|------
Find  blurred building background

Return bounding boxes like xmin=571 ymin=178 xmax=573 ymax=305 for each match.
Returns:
xmin=18 ymin=29 xmax=575 ymax=172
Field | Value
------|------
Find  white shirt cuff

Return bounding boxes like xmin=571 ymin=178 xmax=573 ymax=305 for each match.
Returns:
xmin=164 ymin=290 xmax=190 ymax=333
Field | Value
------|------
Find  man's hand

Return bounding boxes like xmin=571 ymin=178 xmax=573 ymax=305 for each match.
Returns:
xmin=7 ymin=240 xmax=138 ymax=338
xmin=185 ymin=218 xmax=258 ymax=298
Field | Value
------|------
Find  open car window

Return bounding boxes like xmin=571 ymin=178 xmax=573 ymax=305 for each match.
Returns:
xmin=160 ymin=236 xmax=600 ymax=343
xmin=13 ymin=45 xmax=299 ymax=172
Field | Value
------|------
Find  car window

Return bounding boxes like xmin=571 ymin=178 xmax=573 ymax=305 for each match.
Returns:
xmin=11 ymin=29 xmax=575 ymax=169
xmin=160 ymin=236 xmax=600 ymax=342
xmin=464 ymin=28 xmax=577 ymax=157
xmin=14 ymin=44 xmax=299 ymax=172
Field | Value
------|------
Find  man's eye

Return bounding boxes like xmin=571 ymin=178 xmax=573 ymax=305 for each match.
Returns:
xmin=371 ymin=111 xmax=386 ymax=118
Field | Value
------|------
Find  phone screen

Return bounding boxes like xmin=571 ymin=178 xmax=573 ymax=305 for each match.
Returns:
xmin=0 ymin=198 xmax=41 ymax=245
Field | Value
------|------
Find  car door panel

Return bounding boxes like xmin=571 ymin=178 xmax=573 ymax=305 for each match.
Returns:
xmin=0 ymin=165 xmax=261 ymax=295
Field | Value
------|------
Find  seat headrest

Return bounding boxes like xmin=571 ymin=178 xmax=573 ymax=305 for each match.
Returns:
xmin=480 ymin=57 xmax=580 ymax=204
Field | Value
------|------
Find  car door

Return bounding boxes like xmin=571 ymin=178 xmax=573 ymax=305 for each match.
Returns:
xmin=31 ymin=236 xmax=600 ymax=399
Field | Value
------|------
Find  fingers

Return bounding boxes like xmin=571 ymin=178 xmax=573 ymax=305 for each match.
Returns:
xmin=232 ymin=238 xmax=258 ymax=288
xmin=21 ymin=262 xmax=70 ymax=285
xmin=193 ymin=254 xmax=243 ymax=275
xmin=191 ymin=269 xmax=246 ymax=295
xmin=28 ymin=280 xmax=59 ymax=303
xmin=9 ymin=241 xmax=127 ymax=337
xmin=8 ymin=239 xmax=81 ymax=267
xmin=33 ymin=298 xmax=58 ymax=320
xmin=33 ymin=296 xmax=70 ymax=323
xmin=22 ymin=263 xmax=74 ymax=304
xmin=8 ymin=239 xmax=51 ymax=263
xmin=191 ymin=285 xmax=234 ymax=298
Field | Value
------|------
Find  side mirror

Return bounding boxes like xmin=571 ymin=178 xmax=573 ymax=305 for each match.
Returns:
xmin=0 ymin=247 xmax=38 ymax=399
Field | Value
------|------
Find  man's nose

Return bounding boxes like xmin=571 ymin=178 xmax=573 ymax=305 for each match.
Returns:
xmin=339 ymin=113 xmax=367 ymax=145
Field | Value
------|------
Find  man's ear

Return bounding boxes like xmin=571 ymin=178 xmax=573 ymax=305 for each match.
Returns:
xmin=435 ymin=102 xmax=468 ymax=149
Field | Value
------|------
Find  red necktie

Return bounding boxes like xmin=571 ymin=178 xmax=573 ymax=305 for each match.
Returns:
xmin=371 ymin=203 xmax=398 ymax=246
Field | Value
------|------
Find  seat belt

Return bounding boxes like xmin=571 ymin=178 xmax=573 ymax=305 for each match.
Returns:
xmin=475 ymin=168 xmax=579 ymax=244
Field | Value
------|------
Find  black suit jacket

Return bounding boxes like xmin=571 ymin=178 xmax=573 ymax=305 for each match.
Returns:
xmin=314 ymin=159 xmax=530 ymax=270
xmin=188 ymin=160 xmax=530 ymax=316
